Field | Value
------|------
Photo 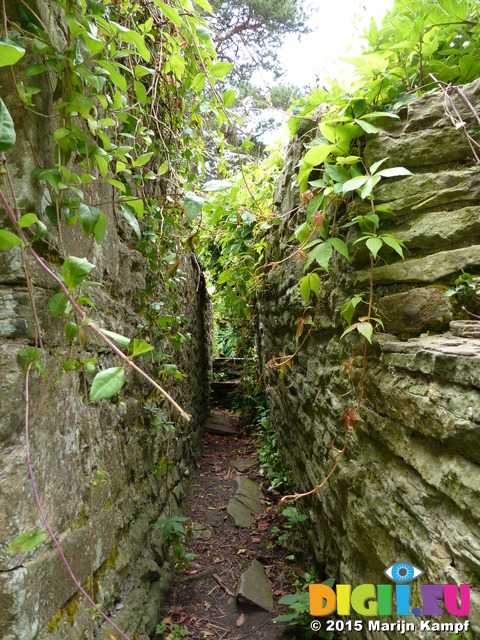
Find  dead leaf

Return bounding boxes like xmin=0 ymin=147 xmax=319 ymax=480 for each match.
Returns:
xmin=161 ymin=616 xmax=173 ymax=627
xmin=237 ymin=548 xmax=247 ymax=555
xmin=251 ymin=537 xmax=261 ymax=543
xmin=204 ymin=602 xmax=211 ymax=610
xmin=213 ymin=556 xmax=222 ymax=564
xmin=236 ymin=613 xmax=245 ymax=627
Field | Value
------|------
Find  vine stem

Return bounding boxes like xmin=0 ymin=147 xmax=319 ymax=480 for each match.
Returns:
xmin=24 ymin=363 xmax=132 ymax=640
xmin=0 ymin=186 xmax=191 ymax=421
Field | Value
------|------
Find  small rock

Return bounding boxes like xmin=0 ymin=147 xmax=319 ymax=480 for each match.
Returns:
xmin=236 ymin=560 xmax=274 ymax=612
xmin=180 ymin=568 xmax=214 ymax=584
xmin=190 ymin=522 xmax=213 ymax=540
xmin=232 ymin=458 xmax=257 ymax=472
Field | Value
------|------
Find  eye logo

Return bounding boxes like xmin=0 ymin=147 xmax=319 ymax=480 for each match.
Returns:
xmin=384 ymin=562 xmax=424 ymax=583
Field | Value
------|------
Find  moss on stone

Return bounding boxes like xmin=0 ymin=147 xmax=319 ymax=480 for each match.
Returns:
xmin=47 ymin=596 xmax=80 ymax=632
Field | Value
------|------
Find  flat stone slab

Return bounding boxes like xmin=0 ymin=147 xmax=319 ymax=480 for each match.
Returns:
xmin=227 ymin=477 xmax=262 ymax=527
xmin=190 ymin=522 xmax=212 ymax=540
xmin=205 ymin=414 xmax=238 ymax=436
xmin=231 ymin=458 xmax=257 ymax=472
xmin=236 ymin=560 xmax=274 ymax=612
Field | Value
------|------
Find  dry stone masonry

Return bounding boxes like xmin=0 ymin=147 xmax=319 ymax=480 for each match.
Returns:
xmin=258 ymin=80 xmax=480 ymax=639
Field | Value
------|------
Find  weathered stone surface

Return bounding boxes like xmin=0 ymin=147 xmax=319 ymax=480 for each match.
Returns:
xmin=235 ymin=560 xmax=274 ymax=612
xmin=227 ymin=477 xmax=262 ymax=528
xmin=450 ymin=320 xmax=480 ymax=339
xmin=378 ymin=287 xmax=452 ymax=334
xmin=231 ymin=458 xmax=257 ymax=471
xmin=191 ymin=522 xmax=213 ymax=541
xmin=354 ymin=246 xmax=480 ymax=286
xmin=205 ymin=413 xmax=239 ymax=435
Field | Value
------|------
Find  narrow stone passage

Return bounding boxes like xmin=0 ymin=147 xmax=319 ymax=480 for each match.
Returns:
xmin=152 ymin=409 xmax=296 ymax=640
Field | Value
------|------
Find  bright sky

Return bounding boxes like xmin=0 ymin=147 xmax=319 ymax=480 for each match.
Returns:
xmin=251 ymin=0 xmax=393 ymax=141
xmin=279 ymin=0 xmax=394 ymax=87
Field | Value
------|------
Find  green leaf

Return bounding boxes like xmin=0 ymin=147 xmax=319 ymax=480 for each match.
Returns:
xmin=376 ymin=167 xmax=412 ymax=178
xmin=357 ymin=321 xmax=373 ymax=343
xmin=355 ymin=118 xmax=378 ymax=134
xmin=0 ymin=98 xmax=16 ymax=151
xmin=99 ymin=327 xmax=131 ymax=348
xmin=122 ymin=206 xmax=141 ymax=240
xmin=18 ymin=213 xmax=38 ymax=228
xmin=134 ymin=152 xmax=153 ymax=167
xmin=7 ymin=530 xmax=45 ymax=553
xmin=0 ymin=229 xmax=23 ymax=250
xmin=341 ymin=295 xmax=362 ymax=325
xmin=305 ymin=241 xmax=332 ymax=270
xmin=370 ymin=158 xmax=389 ymax=174
xmin=62 ymin=256 xmax=95 ymax=289
xmin=342 ymin=175 xmax=368 ymax=193
xmin=90 ymin=367 xmax=125 ymax=401
xmin=210 ymin=62 xmax=234 ymax=78
xmin=222 ymin=89 xmax=235 ymax=108
xmin=192 ymin=72 xmax=206 ymax=93
xmin=77 ymin=204 xmax=100 ymax=236
xmin=328 ymin=237 xmax=349 ymax=260
xmin=360 ymin=175 xmax=381 ymax=199
xmin=0 ymin=38 xmax=25 ymax=67
xmin=18 ymin=346 xmax=42 ymax=366
xmin=121 ymin=29 xmax=151 ymax=62
xmin=94 ymin=212 xmax=107 ymax=244
xmin=192 ymin=0 xmax=213 ymax=13
xmin=134 ymin=80 xmax=147 ymax=106
xmin=202 ymin=180 xmax=233 ymax=192
xmin=196 ymin=26 xmax=212 ymax=42
xmin=382 ymin=234 xmax=405 ymax=258
xmin=366 ymin=236 xmax=383 ymax=260
xmin=303 ymin=144 xmax=333 ymax=167
xmin=49 ymin=290 xmax=68 ymax=316
xmin=183 ymin=192 xmax=204 ymax=221
xmin=352 ymin=99 xmax=367 ymax=118
xmin=131 ymin=339 xmax=153 ymax=357
xmin=152 ymin=0 xmax=182 ymax=27
xmin=65 ymin=322 xmax=78 ymax=342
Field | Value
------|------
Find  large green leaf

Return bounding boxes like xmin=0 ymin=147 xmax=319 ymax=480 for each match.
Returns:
xmin=303 ymin=144 xmax=333 ymax=167
xmin=7 ymin=530 xmax=45 ymax=553
xmin=62 ymin=256 xmax=95 ymax=289
xmin=90 ymin=366 xmax=125 ymax=401
xmin=0 ymin=99 xmax=16 ymax=151
xmin=77 ymin=204 xmax=100 ymax=236
xmin=0 ymin=38 xmax=25 ymax=67
xmin=0 ymin=229 xmax=23 ymax=250
xmin=183 ymin=192 xmax=204 ymax=221
xmin=210 ymin=62 xmax=234 ymax=78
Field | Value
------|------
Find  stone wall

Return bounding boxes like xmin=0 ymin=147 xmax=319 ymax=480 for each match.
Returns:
xmin=258 ymin=81 xmax=480 ymax=638
xmin=0 ymin=2 xmax=212 ymax=638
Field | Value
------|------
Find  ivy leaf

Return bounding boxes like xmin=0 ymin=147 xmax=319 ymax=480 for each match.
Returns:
xmin=342 ymin=175 xmax=369 ymax=193
xmin=18 ymin=213 xmax=38 ymax=228
xmin=370 ymin=158 xmax=389 ymax=174
xmin=222 ymin=89 xmax=235 ymax=108
xmin=357 ymin=321 xmax=373 ymax=343
xmin=90 ymin=367 xmax=125 ymax=401
xmin=202 ymin=180 xmax=233 ymax=192
xmin=366 ymin=236 xmax=383 ymax=259
xmin=77 ymin=204 xmax=100 ymax=236
xmin=131 ymin=339 xmax=153 ymax=357
xmin=328 ymin=237 xmax=350 ymax=260
xmin=122 ymin=205 xmax=141 ymax=240
xmin=0 ymin=38 xmax=25 ymax=67
xmin=382 ymin=234 xmax=405 ymax=258
xmin=303 ymin=144 xmax=333 ymax=167
xmin=0 ymin=229 xmax=23 ymax=250
xmin=376 ymin=167 xmax=412 ymax=178
xmin=305 ymin=241 xmax=333 ymax=270
xmin=183 ymin=192 xmax=204 ymax=221
xmin=62 ymin=256 xmax=95 ymax=289
xmin=341 ymin=295 xmax=363 ymax=325
xmin=99 ymin=328 xmax=131 ymax=348
xmin=7 ymin=530 xmax=45 ymax=553
xmin=153 ymin=0 xmax=182 ymax=27
xmin=210 ymin=62 xmax=234 ymax=78
xmin=0 ymin=99 xmax=16 ymax=151
xmin=65 ymin=322 xmax=78 ymax=342
xmin=49 ymin=290 xmax=68 ymax=316
xmin=355 ymin=118 xmax=378 ymax=134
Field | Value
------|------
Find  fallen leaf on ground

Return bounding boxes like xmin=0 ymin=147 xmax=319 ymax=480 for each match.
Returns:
xmin=161 ymin=616 xmax=173 ymax=626
xmin=213 ymin=556 xmax=222 ymax=564
xmin=236 ymin=613 xmax=245 ymax=627
xmin=251 ymin=537 xmax=261 ymax=543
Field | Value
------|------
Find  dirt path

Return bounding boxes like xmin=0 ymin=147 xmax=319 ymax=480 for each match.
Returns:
xmin=152 ymin=410 xmax=298 ymax=640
